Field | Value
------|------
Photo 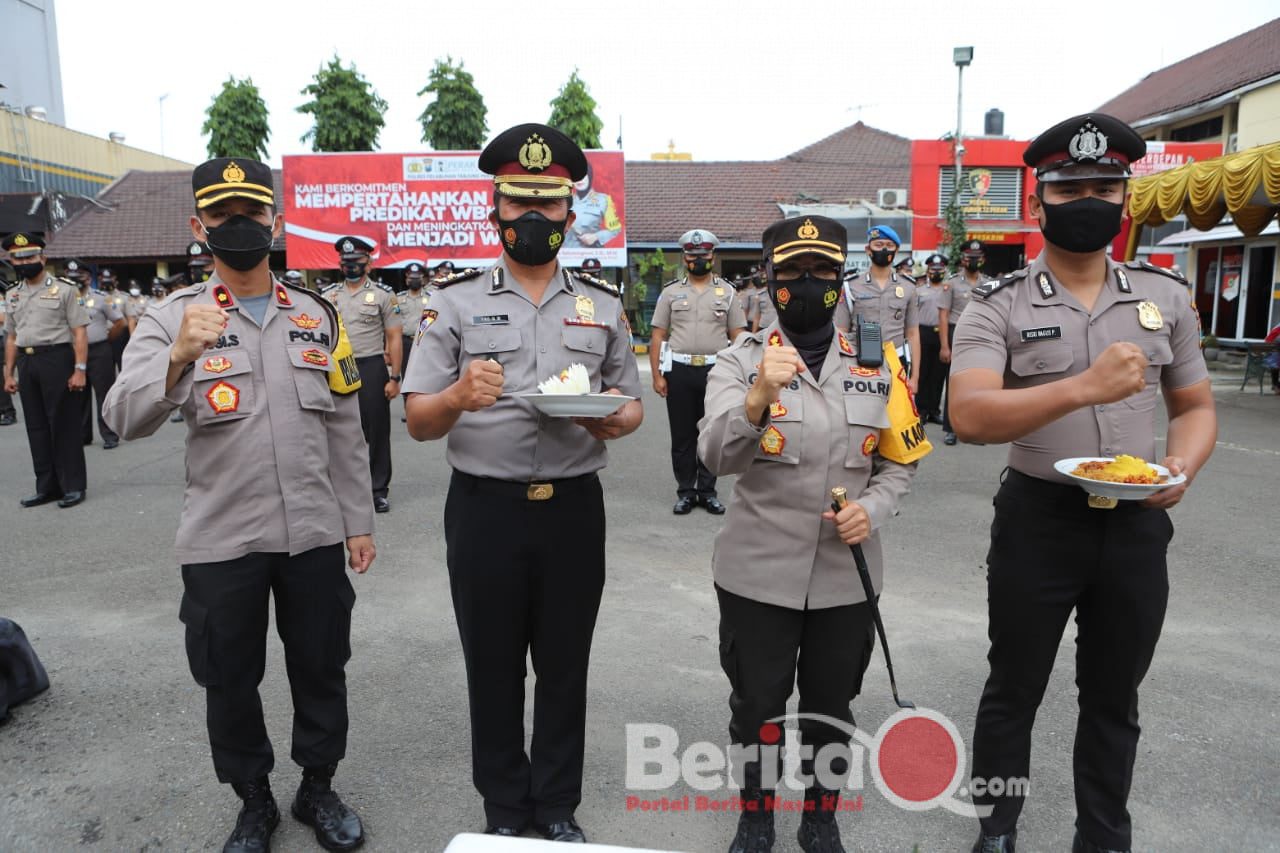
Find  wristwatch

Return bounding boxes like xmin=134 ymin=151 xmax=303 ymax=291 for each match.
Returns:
xmin=389 ymin=373 xmax=402 ymax=382
xmin=74 ymin=363 xmax=88 ymax=371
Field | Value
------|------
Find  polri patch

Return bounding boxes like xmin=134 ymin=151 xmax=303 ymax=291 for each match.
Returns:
xmin=1020 ymin=326 xmax=1062 ymax=342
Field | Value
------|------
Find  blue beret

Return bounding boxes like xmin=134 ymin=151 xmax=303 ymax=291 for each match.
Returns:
xmin=866 ymin=225 xmax=901 ymax=246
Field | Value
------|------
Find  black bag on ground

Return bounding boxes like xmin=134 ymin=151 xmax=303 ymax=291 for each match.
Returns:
xmin=0 ymin=617 xmax=50 ymax=722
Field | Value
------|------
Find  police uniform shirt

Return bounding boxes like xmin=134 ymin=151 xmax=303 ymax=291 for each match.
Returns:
xmin=397 ymin=289 xmax=431 ymax=337
xmin=102 ymin=276 xmax=374 ymax=564
xmin=697 ymin=323 xmax=915 ymax=610
xmin=833 ymin=272 xmax=918 ymax=346
xmin=4 ymin=274 xmax=90 ymax=346
xmin=108 ymin=291 xmax=128 ymax=316
xmin=753 ymin=285 xmax=778 ymax=330
xmin=326 ymin=279 xmax=398 ymax=358
xmin=126 ymin=294 xmax=150 ymax=319
xmin=916 ymin=284 xmax=945 ymax=328
xmin=82 ymin=288 xmax=125 ymax=344
xmin=402 ymin=256 xmax=642 ymax=481
xmin=951 ymin=255 xmax=1208 ymax=484
xmin=650 ymin=277 xmax=747 ymax=355
xmin=940 ymin=272 xmax=991 ymax=325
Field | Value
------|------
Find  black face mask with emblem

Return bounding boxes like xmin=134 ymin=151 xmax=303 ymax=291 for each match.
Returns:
xmin=496 ymin=211 xmax=568 ymax=266
xmin=686 ymin=258 xmax=713 ymax=276
xmin=869 ymin=249 xmax=896 ymax=268
xmin=13 ymin=261 xmax=44 ymax=281
xmin=964 ymin=258 xmax=983 ymax=272
xmin=769 ymin=272 xmax=840 ymax=336
xmin=202 ymin=215 xmax=274 ymax=271
xmin=341 ymin=262 xmax=367 ymax=282
xmin=1040 ymin=196 xmax=1124 ymax=254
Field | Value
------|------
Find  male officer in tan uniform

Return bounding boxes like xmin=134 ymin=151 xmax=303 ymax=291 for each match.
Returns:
xmin=396 ymin=261 xmax=431 ymax=422
xmin=68 ymin=260 xmax=125 ymax=449
xmin=3 ymin=232 xmax=90 ymax=508
xmin=648 ymin=229 xmax=746 ymax=514
xmin=950 ymin=114 xmax=1218 ymax=853
xmin=939 ymin=240 xmax=993 ymax=444
xmin=405 ymin=122 xmax=643 ymax=844
xmin=914 ymin=253 xmax=948 ymax=425
xmin=324 ymin=235 xmax=401 ymax=513
xmin=104 ymin=157 xmax=374 ymax=853
xmin=834 ymin=225 xmax=920 ymax=394
xmin=749 ymin=266 xmax=778 ymax=332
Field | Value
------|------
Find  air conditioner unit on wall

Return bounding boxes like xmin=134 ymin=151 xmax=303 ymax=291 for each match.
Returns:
xmin=878 ymin=188 xmax=908 ymax=208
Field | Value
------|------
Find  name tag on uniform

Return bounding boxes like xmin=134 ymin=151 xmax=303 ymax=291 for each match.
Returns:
xmin=1020 ymin=326 xmax=1062 ymax=341
xmin=472 ymin=314 xmax=509 ymax=325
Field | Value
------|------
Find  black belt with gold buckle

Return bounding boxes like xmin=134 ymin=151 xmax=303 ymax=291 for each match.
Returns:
xmin=454 ymin=470 xmax=599 ymax=502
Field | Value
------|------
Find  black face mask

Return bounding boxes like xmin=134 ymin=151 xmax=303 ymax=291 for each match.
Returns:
xmin=190 ymin=267 xmax=211 ymax=283
xmin=1040 ymin=197 xmax=1124 ymax=254
xmin=769 ymin=273 xmax=840 ymax=335
xmin=869 ymin=248 xmax=895 ymax=268
xmin=686 ymin=257 xmax=713 ymax=276
xmin=340 ymin=262 xmax=367 ymax=282
xmin=496 ymin=211 xmax=568 ymax=266
xmin=202 ymin=215 xmax=274 ymax=271
xmin=964 ymin=259 xmax=983 ymax=272
xmin=14 ymin=261 xmax=44 ymax=281
xmin=928 ymin=271 xmax=945 ymax=283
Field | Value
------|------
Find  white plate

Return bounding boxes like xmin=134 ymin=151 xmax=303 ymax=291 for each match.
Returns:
xmin=1053 ymin=457 xmax=1186 ymax=500
xmin=519 ymin=393 xmax=635 ymax=418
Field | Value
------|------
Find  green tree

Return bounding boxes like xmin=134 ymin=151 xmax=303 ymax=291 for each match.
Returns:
xmin=548 ymin=69 xmax=604 ymax=150
xmin=297 ymin=56 xmax=388 ymax=152
xmin=942 ymin=163 xmax=969 ymax=272
xmin=417 ymin=57 xmax=488 ymax=150
xmin=202 ymin=76 xmax=270 ymax=160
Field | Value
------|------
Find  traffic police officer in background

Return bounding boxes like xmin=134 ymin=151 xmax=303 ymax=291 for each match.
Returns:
xmin=834 ymin=225 xmax=920 ymax=394
xmin=913 ymin=253 xmax=948 ymax=425
xmin=700 ymin=215 xmax=921 ymax=853
xmin=0 ymin=278 xmax=15 ymax=426
xmin=404 ymin=123 xmax=643 ymax=843
xmin=104 ymin=157 xmax=375 ymax=853
xmin=950 ymin=114 xmax=1218 ymax=853
xmin=324 ymin=235 xmax=401 ymax=513
xmin=648 ymin=228 xmax=746 ymax=514
xmin=396 ymin=261 xmax=430 ymax=422
xmin=939 ymin=240 xmax=993 ymax=445
xmin=3 ymin=233 xmax=90 ymax=508
xmin=67 ymin=259 xmax=125 ymax=449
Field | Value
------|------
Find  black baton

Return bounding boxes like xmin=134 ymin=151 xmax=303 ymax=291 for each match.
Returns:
xmin=831 ymin=486 xmax=915 ymax=709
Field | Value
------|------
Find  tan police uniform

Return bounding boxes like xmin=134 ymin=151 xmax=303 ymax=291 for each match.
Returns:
xmin=751 ymin=283 xmax=778 ymax=331
xmin=939 ymin=269 xmax=992 ymax=437
xmin=80 ymin=286 xmax=125 ymax=445
xmin=834 ymin=270 xmax=918 ymax=347
xmin=914 ymin=281 xmax=947 ymax=421
xmin=397 ymin=288 xmax=431 ymax=339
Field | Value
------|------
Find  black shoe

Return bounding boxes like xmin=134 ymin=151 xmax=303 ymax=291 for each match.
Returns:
xmin=1072 ymin=829 xmax=1128 ymax=853
xmin=484 ymin=825 xmax=523 ymax=837
xmin=20 ymin=493 xmax=62 ymax=508
xmin=701 ymin=496 xmax=726 ymax=515
xmin=972 ymin=830 xmax=1016 ymax=853
xmin=82 ymin=437 xmax=93 ymax=446
xmin=0 ymin=411 xmax=15 ymax=426
xmin=673 ymin=496 xmax=694 ymax=515
xmin=535 ymin=819 xmax=587 ymax=843
xmin=728 ymin=789 xmax=774 ymax=853
xmin=292 ymin=765 xmax=365 ymax=851
xmin=796 ymin=787 xmax=844 ymax=852
xmin=400 ymin=413 xmax=407 ymax=423
xmin=57 ymin=491 xmax=85 ymax=508
xmin=944 ymin=431 xmax=957 ymax=446
xmin=103 ymin=438 xmax=119 ymax=450
xmin=170 ymin=411 xmax=185 ymax=423
xmin=225 ymin=779 xmax=279 ymax=853
xmin=373 ymin=496 xmax=390 ymax=513
xmin=927 ymin=413 xmax=944 ymax=425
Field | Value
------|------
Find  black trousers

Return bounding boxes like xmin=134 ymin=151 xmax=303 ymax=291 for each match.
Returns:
xmin=81 ymin=340 xmax=118 ymax=444
xmin=664 ymin=361 xmax=716 ymax=500
xmin=0 ymin=339 xmax=14 ymax=415
xmin=354 ymin=355 xmax=391 ymax=499
xmin=179 ymin=544 xmax=354 ymax=784
xmin=716 ymin=585 xmax=875 ymax=791
xmin=972 ymin=470 xmax=1171 ymax=849
xmin=915 ymin=325 xmax=945 ymax=420
xmin=110 ymin=328 xmax=128 ymax=372
xmin=445 ymin=470 xmax=606 ymax=827
xmin=942 ymin=324 xmax=957 ymax=433
xmin=16 ymin=345 xmax=86 ymax=496
xmin=401 ymin=334 xmax=415 ymax=378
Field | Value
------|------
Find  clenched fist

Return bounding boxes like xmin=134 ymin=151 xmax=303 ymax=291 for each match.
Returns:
xmin=170 ymin=304 xmax=229 ymax=366
xmin=449 ymin=358 xmax=504 ymax=412
xmin=748 ymin=344 xmax=805 ymax=409
xmin=1080 ymin=341 xmax=1148 ymax=405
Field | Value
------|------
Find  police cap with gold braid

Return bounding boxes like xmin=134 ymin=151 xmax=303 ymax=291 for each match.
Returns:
xmin=478 ymin=123 xmax=588 ymax=200
xmin=192 ymin=158 xmax=275 ymax=209
xmin=2 ymin=232 xmax=46 ymax=258
xmin=762 ymin=215 xmax=847 ymax=266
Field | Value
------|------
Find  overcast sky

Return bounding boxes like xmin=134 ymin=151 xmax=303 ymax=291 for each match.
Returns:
xmin=55 ymin=1 xmax=1279 ymax=166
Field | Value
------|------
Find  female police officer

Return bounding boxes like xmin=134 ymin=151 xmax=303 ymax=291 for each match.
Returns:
xmin=698 ymin=216 xmax=920 ymax=853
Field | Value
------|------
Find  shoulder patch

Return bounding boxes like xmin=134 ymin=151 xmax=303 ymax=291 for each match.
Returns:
xmin=973 ymin=269 xmax=1027 ymax=300
xmin=432 ymin=267 xmax=485 ymax=289
xmin=571 ymin=271 xmax=619 ymax=297
xmin=1125 ymin=260 xmax=1187 ymax=285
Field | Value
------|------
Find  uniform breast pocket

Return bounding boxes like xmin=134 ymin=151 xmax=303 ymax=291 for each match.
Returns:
xmin=1010 ymin=341 xmax=1074 ymax=380
xmin=843 ymin=395 xmax=890 ymax=469
xmin=1124 ymin=337 xmax=1174 ymax=411
xmin=462 ymin=325 xmax=522 ymax=361
xmin=287 ymin=346 xmax=336 ymax=412
xmin=671 ymin=300 xmax=691 ymax=314
xmin=561 ymin=323 xmax=607 ymax=369
xmin=358 ymin=304 xmax=381 ymax=323
xmin=754 ymin=423 xmax=799 ymax=465
xmin=192 ymin=350 xmax=255 ymax=426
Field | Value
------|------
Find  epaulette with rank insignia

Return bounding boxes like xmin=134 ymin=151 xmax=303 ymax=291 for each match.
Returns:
xmin=972 ymin=269 xmax=1027 ymax=300
xmin=1125 ymin=260 xmax=1187 ymax=285
xmin=570 ymin=270 xmax=619 ymax=297
xmin=56 ymin=276 xmax=80 ymax=288
xmin=661 ymin=278 xmax=682 ymax=290
xmin=319 ymin=282 xmax=340 ymax=295
xmin=432 ymin=267 xmax=484 ymax=289
xmin=376 ymin=281 xmax=395 ymax=294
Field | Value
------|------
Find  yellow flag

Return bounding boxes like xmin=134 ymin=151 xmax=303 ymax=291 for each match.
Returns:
xmin=328 ymin=315 xmax=362 ymax=395
xmin=877 ymin=343 xmax=932 ymax=464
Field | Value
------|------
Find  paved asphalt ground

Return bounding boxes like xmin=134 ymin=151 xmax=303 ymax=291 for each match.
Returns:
xmin=1 ymin=364 xmax=1276 ymax=853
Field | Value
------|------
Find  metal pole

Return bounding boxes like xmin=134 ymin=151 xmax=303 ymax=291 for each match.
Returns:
xmin=954 ymin=65 xmax=964 ymax=206
xmin=159 ymin=94 xmax=169 ymax=157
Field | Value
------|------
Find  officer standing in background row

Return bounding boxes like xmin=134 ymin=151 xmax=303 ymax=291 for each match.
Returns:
xmin=0 ymin=278 xmax=16 ymax=425
xmin=432 ymin=260 xmax=455 ymax=284
xmin=648 ymin=229 xmax=746 ymax=515
xmin=750 ymin=265 xmax=778 ymax=333
xmin=939 ymin=240 xmax=993 ymax=445
xmin=396 ymin=261 xmax=430 ymax=423
xmin=104 ymin=157 xmax=375 ymax=853
xmin=3 ymin=233 xmax=90 ymax=508
xmin=913 ymin=252 xmax=948 ymax=425
xmin=404 ymin=123 xmax=643 ymax=842
xmin=67 ymin=259 xmax=125 ymax=449
xmin=324 ymin=236 xmax=402 ymax=514
xmin=894 ymin=255 xmax=916 ymax=282
xmin=834 ymin=225 xmax=920 ymax=394
xmin=950 ymin=114 xmax=1218 ymax=853
xmin=188 ymin=240 xmax=214 ymax=285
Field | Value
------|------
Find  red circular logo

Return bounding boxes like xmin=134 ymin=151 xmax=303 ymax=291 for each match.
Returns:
xmin=758 ymin=723 xmax=782 ymax=745
xmin=875 ymin=715 xmax=958 ymax=803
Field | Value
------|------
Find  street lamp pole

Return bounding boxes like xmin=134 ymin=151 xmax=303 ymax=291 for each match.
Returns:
xmin=159 ymin=93 xmax=170 ymax=157
xmin=952 ymin=47 xmax=974 ymax=243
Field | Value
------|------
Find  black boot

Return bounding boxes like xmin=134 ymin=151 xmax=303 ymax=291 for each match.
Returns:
xmin=292 ymin=763 xmax=365 ymax=851
xmin=1072 ymin=828 xmax=1128 ymax=853
xmin=224 ymin=778 xmax=279 ymax=853
xmin=796 ymin=786 xmax=845 ymax=853
xmin=971 ymin=828 xmax=1016 ymax=852
xmin=727 ymin=788 xmax=774 ymax=853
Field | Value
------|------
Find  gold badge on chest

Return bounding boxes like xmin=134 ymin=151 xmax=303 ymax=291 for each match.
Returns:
xmin=575 ymin=294 xmax=595 ymax=322
xmin=894 ymin=285 xmax=904 ymax=298
xmin=714 ymin=286 xmax=725 ymax=297
xmin=1137 ymin=301 xmax=1163 ymax=331
xmin=364 ymin=292 xmax=376 ymax=304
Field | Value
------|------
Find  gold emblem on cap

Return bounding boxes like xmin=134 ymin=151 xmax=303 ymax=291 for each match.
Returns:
xmin=222 ymin=161 xmax=246 ymax=183
xmin=575 ymin=294 xmax=595 ymax=322
xmin=797 ymin=219 xmax=819 ymax=240
xmin=1137 ymin=300 xmax=1163 ymax=331
xmin=13 ymin=234 xmax=29 ymax=247
xmin=518 ymin=134 xmax=553 ymax=172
